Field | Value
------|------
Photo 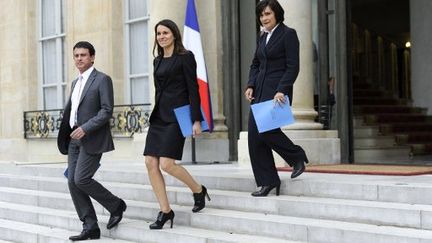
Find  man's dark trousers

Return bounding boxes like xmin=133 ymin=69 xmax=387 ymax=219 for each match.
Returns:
xmin=67 ymin=138 xmax=121 ymax=230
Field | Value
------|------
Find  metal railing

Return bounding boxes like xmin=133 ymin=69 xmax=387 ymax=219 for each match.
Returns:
xmin=23 ymin=104 xmax=152 ymax=139
xmin=315 ymin=104 xmax=334 ymax=130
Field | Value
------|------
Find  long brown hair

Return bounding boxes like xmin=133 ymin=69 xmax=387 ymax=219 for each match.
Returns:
xmin=153 ymin=19 xmax=188 ymax=57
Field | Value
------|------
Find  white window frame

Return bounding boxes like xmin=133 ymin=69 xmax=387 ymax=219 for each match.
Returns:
xmin=37 ymin=0 xmax=66 ymax=109
xmin=124 ymin=0 xmax=150 ymax=105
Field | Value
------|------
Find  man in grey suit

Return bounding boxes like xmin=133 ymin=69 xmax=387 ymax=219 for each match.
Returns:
xmin=57 ymin=41 xmax=126 ymax=241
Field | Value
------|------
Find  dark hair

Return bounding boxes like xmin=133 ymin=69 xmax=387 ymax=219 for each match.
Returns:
xmin=153 ymin=19 xmax=187 ymax=57
xmin=256 ymin=0 xmax=285 ymax=26
xmin=73 ymin=41 xmax=95 ymax=56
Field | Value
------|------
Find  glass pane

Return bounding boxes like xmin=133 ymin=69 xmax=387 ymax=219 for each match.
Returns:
xmin=42 ymin=39 xmax=57 ymax=84
xmin=130 ymin=21 xmax=148 ymax=74
xmin=129 ymin=0 xmax=147 ymax=19
xmin=60 ymin=0 xmax=65 ymax=33
xmin=44 ymin=87 xmax=57 ymax=109
xmin=42 ymin=0 xmax=56 ymax=36
xmin=131 ymin=77 xmax=149 ymax=104
xmin=62 ymin=84 xmax=67 ymax=106
xmin=61 ymin=38 xmax=66 ymax=83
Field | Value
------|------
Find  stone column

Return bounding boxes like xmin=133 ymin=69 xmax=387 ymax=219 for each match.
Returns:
xmin=410 ymin=0 xmax=432 ymax=115
xmin=365 ymin=30 xmax=372 ymax=81
xmin=280 ymin=0 xmax=322 ymax=130
xmin=0 ymin=0 xmax=37 ymax=161
xmin=66 ymin=0 xmax=124 ymax=104
xmin=402 ymin=50 xmax=411 ymax=99
xmin=195 ymin=1 xmax=228 ymax=135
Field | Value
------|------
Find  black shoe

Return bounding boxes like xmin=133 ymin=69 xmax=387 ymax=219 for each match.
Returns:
xmin=192 ymin=185 xmax=211 ymax=213
xmin=291 ymin=161 xmax=306 ymax=179
xmin=251 ymin=184 xmax=280 ymax=197
xmin=107 ymin=199 xmax=127 ymax=229
xmin=69 ymin=228 xmax=100 ymax=241
xmin=149 ymin=210 xmax=175 ymax=229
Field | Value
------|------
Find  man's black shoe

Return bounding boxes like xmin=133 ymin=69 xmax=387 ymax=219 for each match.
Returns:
xmin=69 ymin=228 xmax=100 ymax=241
xmin=107 ymin=199 xmax=127 ymax=229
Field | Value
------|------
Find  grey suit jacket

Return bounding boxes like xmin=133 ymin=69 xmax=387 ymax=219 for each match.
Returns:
xmin=57 ymin=68 xmax=115 ymax=155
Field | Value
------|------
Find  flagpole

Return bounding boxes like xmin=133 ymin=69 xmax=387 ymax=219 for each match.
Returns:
xmin=191 ymin=137 xmax=196 ymax=164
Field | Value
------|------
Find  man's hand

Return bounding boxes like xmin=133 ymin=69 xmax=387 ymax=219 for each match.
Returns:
xmin=70 ymin=127 xmax=86 ymax=140
xmin=244 ymin=88 xmax=254 ymax=102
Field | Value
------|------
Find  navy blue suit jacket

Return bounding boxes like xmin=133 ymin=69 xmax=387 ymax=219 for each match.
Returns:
xmin=247 ymin=23 xmax=300 ymax=104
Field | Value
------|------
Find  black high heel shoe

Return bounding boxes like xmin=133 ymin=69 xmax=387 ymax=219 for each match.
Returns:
xmin=192 ymin=185 xmax=211 ymax=213
xmin=291 ymin=155 xmax=309 ymax=179
xmin=149 ymin=210 xmax=175 ymax=229
xmin=251 ymin=184 xmax=281 ymax=197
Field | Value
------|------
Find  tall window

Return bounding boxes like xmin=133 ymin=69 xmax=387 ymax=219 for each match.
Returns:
xmin=124 ymin=0 xmax=150 ymax=104
xmin=38 ymin=0 xmax=66 ymax=109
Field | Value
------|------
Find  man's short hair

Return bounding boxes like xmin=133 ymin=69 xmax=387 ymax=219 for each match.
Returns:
xmin=73 ymin=41 xmax=96 ymax=56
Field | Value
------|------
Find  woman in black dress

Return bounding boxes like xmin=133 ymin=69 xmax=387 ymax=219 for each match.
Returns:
xmin=245 ymin=0 xmax=309 ymax=197
xmin=144 ymin=19 xmax=210 ymax=229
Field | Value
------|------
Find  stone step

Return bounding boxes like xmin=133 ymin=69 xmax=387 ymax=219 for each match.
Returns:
xmin=0 ymin=237 xmax=18 ymax=243
xmin=353 ymin=89 xmax=392 ymax=97
xmin=0 ymin=202 xmax=299 ymax=243
xmin=395 ymin=132 xmax=432 ymax=144
xmin=2 ymin=171 xmax=432 ymax=205
xmin=354 ymin=136 xmax=396 ymax=148
xmin=355 ymin=146 xmax=411 ymax=163
xmin=380 ymin=123 xmax=432 ymax=135
xmin=354 ymin=126 xmax=380 ymax=137
xmin=353 ymin=97 xmax=412 ymax=106
xmin=0 ymin=186 xmax=431 ymax=230
xmin=363 ymin=114 xmax=432 ymax=125
xmin=0 ymin=218 xmax=134 ymax=243
xmin=1 ymin=201 xmax=432 ymax=243
xmin=352 ymin=82 xmax=373 ymax=90
xmin=353 ymin=105 xmax=427 ymax=115
xmin=353 ymin=117 xmax=365 ymax=127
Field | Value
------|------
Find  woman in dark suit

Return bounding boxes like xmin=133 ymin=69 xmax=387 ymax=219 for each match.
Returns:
xmin=144 ymin=19 xmax=210 ymax=229
xmin=244 ymin=0 xmax=309 ymax=197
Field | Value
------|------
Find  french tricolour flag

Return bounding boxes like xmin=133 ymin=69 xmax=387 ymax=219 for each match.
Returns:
xmin=183 ymin=0 xmax=214 ymax=132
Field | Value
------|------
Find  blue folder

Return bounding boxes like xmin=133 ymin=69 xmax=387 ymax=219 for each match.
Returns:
xmin=174 ymin=105 xmax=209 ymax=137
xmin=251 ymin=96 xmax=295 ymax=133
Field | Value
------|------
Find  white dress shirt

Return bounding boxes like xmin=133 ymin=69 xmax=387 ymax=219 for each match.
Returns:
xmin=265 ymin=23 xmax=280 ymax=45
xmin=69 ymin=66 xmax=94 ymax=128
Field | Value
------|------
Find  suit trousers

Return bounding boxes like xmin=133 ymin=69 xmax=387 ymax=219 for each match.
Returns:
xmin=248 ymin=111 xmax=306 ymax=186
xmin=67 ymin=139 xmax=121 ymax=230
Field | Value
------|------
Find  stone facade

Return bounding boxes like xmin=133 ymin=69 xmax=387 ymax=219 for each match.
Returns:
xmin=0 ymin=0 xmax=340 ymax=164
xmin=0 ymin=0 xmax=230 ymax=163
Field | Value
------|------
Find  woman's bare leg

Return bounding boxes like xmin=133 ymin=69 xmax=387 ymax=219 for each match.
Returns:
xmin=145 ymin=155 xmax=171 ymax=212
xmin=159 ymin=157 xmax=202 ymax=193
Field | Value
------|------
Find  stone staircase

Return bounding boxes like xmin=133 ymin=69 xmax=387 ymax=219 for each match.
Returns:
xmin=1 ymin=161 xmax=432 ymax=242
xmin=353 ymin=82 xmax=432 ymax=163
